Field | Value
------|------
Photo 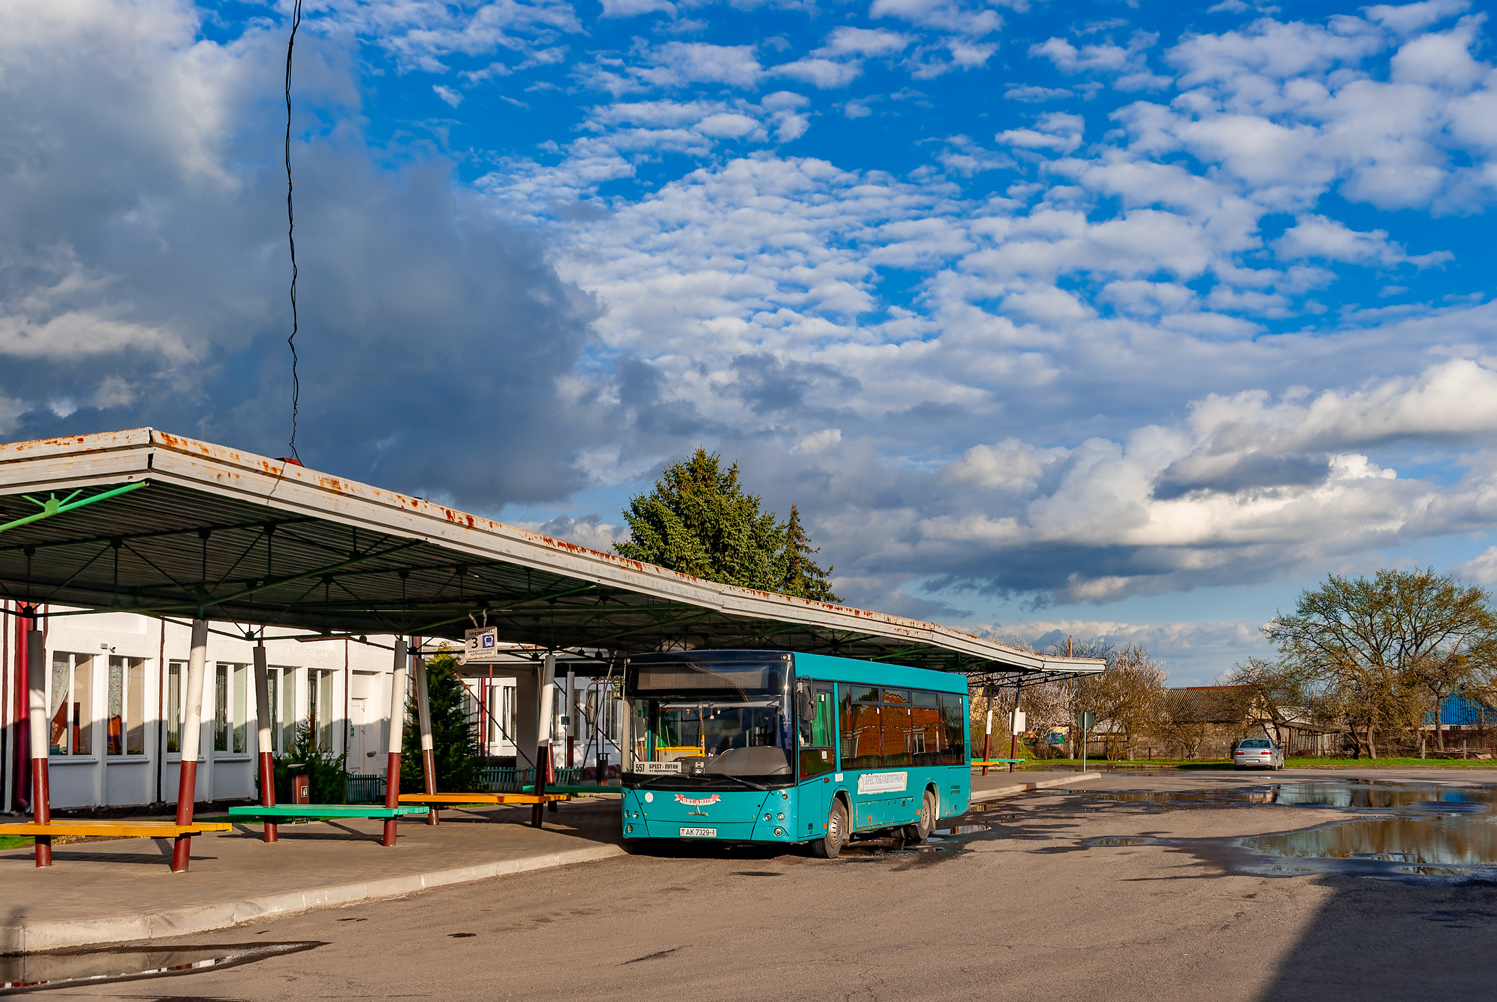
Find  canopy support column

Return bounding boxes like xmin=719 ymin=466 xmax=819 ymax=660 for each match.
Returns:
xmin=252 ymin=644 xmax=278 ymax=843
xmin=26 ymin=623 xmax=49 ymax=867
xmin=382 ymin=638 xmax=408 ymax=847
xmin=413 ymin=646 xmax=436 ymax=825
xmin=531 ymin=653 xmax=555 ymax=828
xmin=171 ymin=618 xmax=208 ymax=872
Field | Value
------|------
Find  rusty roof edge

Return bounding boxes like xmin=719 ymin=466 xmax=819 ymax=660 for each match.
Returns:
xmin=0 ymin=428 xmax=1099 ymax=675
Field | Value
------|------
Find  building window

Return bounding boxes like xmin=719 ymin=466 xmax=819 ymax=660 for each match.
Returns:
xmin=308 ymin=669 xmax=335 ymax=751
xmin=214 ymin=662 xmax=249 ymax=754
xmin=265 ymin=666 xmax=294 ymax=753
xmin=49 ymin=652 xmax=94 ymax=756
xmin=106 ymin=655 xmax=146 ymax=756
xmin=166 ymin=660 xmax=184 ymax=753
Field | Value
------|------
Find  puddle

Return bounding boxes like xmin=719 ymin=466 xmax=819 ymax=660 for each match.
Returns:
xmin=1067 ymin=781 xmax=1497 ymax=881
xmin=1242 ymin=813 xmax=1497 ymax=876
xmin=933 ymin=824 xmax=991 ymax=836
xmin=0 ymin=941 xmax=320 ymax=994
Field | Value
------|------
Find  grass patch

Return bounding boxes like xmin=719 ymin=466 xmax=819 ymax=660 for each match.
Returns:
xmin=0 ymin=834 xmax=34 ymax=850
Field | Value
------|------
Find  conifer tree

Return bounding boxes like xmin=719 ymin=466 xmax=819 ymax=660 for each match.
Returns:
xmin=780 ymin=504 xmax=840 ymax=602
xmin=400 ymin=650 xmax=478 ymax=793
xmin=615 ymin=449 xmax=838 ymax=602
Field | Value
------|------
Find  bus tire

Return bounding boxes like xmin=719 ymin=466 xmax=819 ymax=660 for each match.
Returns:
xmin=811 ymin=800 xmax=848 ymax=859
xmin=904 ymin=789 xmax=937 ymax=842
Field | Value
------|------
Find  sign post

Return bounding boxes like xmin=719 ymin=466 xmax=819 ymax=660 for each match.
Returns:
xmin=1077 ymin=712 xmax=1094 ymax=773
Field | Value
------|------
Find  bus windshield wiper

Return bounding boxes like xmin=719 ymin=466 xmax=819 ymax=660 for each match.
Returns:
xmin=709 ymin=774 xmax=769 ymax=791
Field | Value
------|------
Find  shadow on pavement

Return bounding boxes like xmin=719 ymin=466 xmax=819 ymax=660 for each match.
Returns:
xmin=1255 ymin=876 xmax=1497 ymax=1002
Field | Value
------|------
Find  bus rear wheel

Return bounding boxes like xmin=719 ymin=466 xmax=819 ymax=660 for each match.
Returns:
xmin=903 ymin=790 xmax=937 ymax=843
xmin=811 ymin=800 xmax=848 ymax=859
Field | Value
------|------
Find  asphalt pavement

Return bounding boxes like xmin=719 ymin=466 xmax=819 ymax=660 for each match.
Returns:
xmin=14 ymin=767 xmax=1496 ymax=1001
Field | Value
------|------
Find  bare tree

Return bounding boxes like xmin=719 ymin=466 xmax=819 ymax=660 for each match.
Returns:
xmin=1265 ymin=569 xmax=1497 ymax=758
xmin=1223 ymin=658 xmax=1309 ymax=749
xmin=1064 ymin=642 xmax=1165 ymax=760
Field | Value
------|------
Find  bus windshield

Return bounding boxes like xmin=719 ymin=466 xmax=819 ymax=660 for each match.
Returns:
xmin=628 ymin=698 xmax=793 ymax=783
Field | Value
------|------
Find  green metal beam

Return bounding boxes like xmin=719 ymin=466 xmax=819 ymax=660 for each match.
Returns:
xmin=0 ymin=482 xmax=147 ymax=536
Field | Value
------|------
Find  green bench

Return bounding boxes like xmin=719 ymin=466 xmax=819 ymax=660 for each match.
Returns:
xmin=227 ymin=803 xmax=430 ymax=844
xmin=227 ymin=804 xmax=430 ymax=820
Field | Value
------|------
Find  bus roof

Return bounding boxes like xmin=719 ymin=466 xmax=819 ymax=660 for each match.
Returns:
xmin=792 ymin=652 xmax=969 ymax=693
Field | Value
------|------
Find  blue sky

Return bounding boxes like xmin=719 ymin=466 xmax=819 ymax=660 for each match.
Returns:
xmin=4 ymin=0 xmax=1497 ymax=683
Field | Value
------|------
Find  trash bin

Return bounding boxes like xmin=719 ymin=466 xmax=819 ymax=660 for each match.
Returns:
xmin=289 ymin=764 xmax=310 ymax=804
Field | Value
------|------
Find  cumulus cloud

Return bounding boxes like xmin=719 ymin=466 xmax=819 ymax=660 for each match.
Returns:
xmin=0 ymin=0 xmax=601 ymax=506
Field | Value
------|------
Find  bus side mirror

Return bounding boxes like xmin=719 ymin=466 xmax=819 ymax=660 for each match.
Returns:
xmin=797 ymin=684 xmax=816 ymax=724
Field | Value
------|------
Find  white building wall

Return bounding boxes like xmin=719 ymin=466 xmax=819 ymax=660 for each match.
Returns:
xmin=1 ymin=601 xmax=397 ymax=810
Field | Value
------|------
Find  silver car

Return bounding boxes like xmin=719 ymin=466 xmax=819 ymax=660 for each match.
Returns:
xmin=1233 ymin=737 xmax=1285 ymax=770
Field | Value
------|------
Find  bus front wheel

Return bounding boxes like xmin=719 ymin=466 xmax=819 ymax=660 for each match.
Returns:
xmin=811 ymin=800 xmax=848 ymax=859
xmin=903 ymin=790 xmax=937 ymax=843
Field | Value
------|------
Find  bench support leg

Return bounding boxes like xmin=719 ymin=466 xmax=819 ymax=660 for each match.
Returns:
xmin=35 ymin=834 xmax=52 ymax=868
xmin=531 ymin=745 xmax=548 ymax=829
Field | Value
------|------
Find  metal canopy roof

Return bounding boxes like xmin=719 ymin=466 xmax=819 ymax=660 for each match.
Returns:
xmin=0 ymin=429 xmax=1101 ymax=679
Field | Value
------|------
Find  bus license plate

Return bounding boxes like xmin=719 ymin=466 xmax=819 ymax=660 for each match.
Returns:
xmin=680 ymin=827 xmax=717 ymax=838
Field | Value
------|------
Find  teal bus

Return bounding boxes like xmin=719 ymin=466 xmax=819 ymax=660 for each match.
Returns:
xmin=619 ymin=649 xmax=970 ymax=858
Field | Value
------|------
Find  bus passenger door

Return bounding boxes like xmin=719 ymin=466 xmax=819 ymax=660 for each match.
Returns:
xmin=796 ymin=683 xmax=836 ymax=838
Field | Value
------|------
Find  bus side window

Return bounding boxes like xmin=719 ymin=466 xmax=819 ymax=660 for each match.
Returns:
xmin=911 ymin=690 xmax=940 ymax=765
xmin=938 ymin=693 xmax=965 ymax=766
xmin=839 ymin=688 xmax=855 ymax=769
xmin=799 ymin=686 xmax=836 ymax=779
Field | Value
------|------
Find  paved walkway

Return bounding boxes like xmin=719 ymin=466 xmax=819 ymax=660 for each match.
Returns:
xmin=0 ymin=801 xmax=626 ymax=953
xmin=1 ymin=775 xmax=1102 ymax=953
xmin=971 ymin=769 xmax=1101 ymax=801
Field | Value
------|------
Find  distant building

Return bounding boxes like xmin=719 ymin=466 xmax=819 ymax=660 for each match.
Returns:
xmin=2 ymin=602 xmax=626 ymax=812
xmin=1167 ymin=685 xmax=1338 ymax=758
xmin=1 ymin=601 xmax=405 ymax=812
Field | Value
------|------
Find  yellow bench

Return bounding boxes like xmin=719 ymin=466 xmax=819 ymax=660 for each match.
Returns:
xmin=0 ymin=820 xmax=232 ymax=869
xmin=397 ymin=792 xmax=570 ymax=826
xmin=397 ymin=792 xmax=569 ymax=806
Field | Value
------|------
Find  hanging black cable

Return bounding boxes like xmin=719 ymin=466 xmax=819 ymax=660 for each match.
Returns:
xmin=284 ymin=0 xmax=304 ymax=463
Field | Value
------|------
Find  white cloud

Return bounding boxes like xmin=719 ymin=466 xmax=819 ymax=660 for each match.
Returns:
xmin=629 ymin=42 xmax=765 ymax=89
xmin=600 ymin=0 xmax=676 ymax=17
xmin=1365 ymin=0 xmax=1470 ymax=35
xmin=870 ymin=0 xmax=1003 ymax=36
xmin=1274 ymin=214 xmax=1452 ymax=266
xmin=996 ymin=111 xmax=1084 ymax=153
xmin=773 ymin=57 xmax=862 ymax=88
xmin=816 ymin=26 xmax=912 ymax=57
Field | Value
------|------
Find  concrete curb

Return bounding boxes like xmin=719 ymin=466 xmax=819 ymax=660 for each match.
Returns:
xmin=0 ymin=842 xmax=626 ymax=954
xmin=970 ymin=772 xmax=1101 ymax=802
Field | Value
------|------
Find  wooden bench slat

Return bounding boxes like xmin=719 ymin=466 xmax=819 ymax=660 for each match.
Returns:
xmin=0 ymin=821 xmax=231 ymax=838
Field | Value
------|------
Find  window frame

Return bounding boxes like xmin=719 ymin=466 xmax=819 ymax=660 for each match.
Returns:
xmin=48 ymin=651 xmax=96 ymax=758
xmin=106 ymin=654 xmax=148 ymax=757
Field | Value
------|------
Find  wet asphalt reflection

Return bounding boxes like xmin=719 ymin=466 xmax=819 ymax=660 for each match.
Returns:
xmin=0 ymin=941 xmax=321 ymax=995
xmin=1019 ymin=780 xmax=1497 ymax=881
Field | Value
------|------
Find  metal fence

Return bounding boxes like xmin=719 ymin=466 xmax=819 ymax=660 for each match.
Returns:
xmin=345 ymin=774 xmax=387 ymax=803
xmin=475 ymin=766 xmax=583 ymax=792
